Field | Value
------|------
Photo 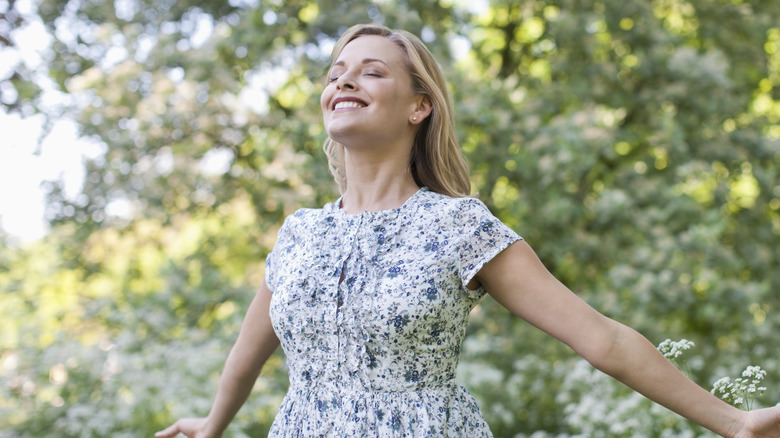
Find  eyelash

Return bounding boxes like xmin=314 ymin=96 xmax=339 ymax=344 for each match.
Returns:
xmin=328 ymin=72 xmax=383 ymax=83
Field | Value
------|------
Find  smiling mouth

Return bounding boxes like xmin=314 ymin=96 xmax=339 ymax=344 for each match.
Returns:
xmin=334 ymin=101 xmax=366 ymax=110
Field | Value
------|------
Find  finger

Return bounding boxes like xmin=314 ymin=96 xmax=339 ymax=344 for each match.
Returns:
xmin=154 ymin=423 xmax=180 ymax=438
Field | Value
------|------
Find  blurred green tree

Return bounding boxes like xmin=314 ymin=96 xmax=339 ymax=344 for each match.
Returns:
xmin=1 ymin=0 xmax=779 ymax=436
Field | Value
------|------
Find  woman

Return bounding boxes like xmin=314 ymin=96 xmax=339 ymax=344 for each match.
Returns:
xmin=156 ymin=24 xmax=780 ymax=437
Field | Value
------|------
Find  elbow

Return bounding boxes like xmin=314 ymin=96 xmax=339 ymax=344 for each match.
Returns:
xmin=225 ymin=345 xmax=265 ymax=382
xmin=578 ymin=320 xmax=633 ymax=378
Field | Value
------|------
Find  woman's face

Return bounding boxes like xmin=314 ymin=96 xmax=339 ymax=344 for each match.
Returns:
xmin=321 ymin=35 xmax=422 ymax=148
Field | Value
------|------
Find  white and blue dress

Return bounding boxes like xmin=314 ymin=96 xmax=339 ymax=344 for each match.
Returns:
xmin=265 ymin=187 xmax=521 ymax=437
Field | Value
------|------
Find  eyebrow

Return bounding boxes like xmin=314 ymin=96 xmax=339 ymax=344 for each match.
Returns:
xmin=332 ymin=58 xmax=390 ymax=68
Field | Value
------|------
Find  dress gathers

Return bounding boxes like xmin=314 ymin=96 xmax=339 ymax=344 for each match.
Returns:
xmin=265 ymin=187 xmax=521 ymax=437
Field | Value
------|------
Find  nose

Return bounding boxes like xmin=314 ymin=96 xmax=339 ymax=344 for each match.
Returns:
xmin=336 ymin=73 xmax=357 ymax=90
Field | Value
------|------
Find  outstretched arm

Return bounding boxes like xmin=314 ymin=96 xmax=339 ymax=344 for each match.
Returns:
xmin=155 ymin=281 xmax=280 ymax=438
xmin=474 ymin=240 xmax=780 ymax=438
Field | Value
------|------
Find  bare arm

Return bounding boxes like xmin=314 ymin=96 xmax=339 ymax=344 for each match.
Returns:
xmin=473 ymin=240 xmax=770 ymax=438
xmin=156 ymin=281 xmax=280 ymax=438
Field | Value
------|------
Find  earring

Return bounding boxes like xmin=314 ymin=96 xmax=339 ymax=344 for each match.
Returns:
xmin=412 ymin=116 xmax=418 ymax=121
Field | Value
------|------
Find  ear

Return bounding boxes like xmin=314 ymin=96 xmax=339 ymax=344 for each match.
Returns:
xmin=409 ymin=95 xmax=433 ymax=125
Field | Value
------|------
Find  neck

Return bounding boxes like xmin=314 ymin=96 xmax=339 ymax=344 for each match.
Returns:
xmin=340 ymin=151 xmax=420 ymax=214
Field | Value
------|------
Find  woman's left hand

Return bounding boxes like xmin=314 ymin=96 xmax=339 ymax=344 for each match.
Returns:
xmin=733 ymin=406 xmax=780 ymax=438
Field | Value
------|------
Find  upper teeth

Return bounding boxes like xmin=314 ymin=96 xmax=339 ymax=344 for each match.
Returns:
xmin=335 ymin=101 xmax=363 ymax=110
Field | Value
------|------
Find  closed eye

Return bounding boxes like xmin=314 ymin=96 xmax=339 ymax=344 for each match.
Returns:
xmin=327 ymin=69 xmax=343 ymax=83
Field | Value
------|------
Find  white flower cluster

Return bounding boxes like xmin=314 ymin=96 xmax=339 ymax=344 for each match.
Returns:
xmin=657 ymin=338 xmax=695 ymax=360
xmin=711 ymin=365 xmax=768 ymax=410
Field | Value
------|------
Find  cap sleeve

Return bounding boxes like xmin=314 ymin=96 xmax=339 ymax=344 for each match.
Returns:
xmin=456 ymin=198 xmax=522 ymax=290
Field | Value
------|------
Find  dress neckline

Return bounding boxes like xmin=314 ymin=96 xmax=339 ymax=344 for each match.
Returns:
xmin=332 ymin=187 xmax=427 ymax=218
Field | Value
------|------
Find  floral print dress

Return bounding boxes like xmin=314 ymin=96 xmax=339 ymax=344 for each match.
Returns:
xmin=265 ymin=188 xmax=521 ymax=437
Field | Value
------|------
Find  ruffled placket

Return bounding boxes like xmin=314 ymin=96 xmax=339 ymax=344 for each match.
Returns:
xmin=332 ymin=191 xmax=419 ymax=393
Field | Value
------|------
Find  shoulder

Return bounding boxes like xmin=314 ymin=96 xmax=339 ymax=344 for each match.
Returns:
xmin=277 ymin=200 xmax=338 ymax=238
xmin=417 ymin=189 xmax=522 ymax=244
xmin=416 ymin=189 xmax=490 ymax=217
xmin=283 ymin=206 xmax=322 ymax=226
xmin=415 ymin=190 xmax=496 ymax=226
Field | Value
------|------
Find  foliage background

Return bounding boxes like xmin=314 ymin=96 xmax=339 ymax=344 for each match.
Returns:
xmin=2 ymin=0 xmax=779 ymax=436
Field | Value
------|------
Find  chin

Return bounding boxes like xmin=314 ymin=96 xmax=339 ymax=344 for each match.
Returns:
xmin=325 ymin=123 xmax=358 ymax=143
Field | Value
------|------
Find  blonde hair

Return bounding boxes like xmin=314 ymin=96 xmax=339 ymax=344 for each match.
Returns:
xmin=323 ymin=24 xmax=471 ymax=197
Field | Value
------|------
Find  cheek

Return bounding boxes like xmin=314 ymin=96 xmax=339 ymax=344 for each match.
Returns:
xmin=320 ymin=91 xmax=329 ymax=112
xmin=320 ymin=85 xmax=336 ymax=112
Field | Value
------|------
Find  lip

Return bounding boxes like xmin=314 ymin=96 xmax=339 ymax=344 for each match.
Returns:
xmin=331 ymin=96 xmax=368 ymax=111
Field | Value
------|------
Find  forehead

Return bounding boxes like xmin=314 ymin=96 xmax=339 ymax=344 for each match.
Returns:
xmin=334 ymin=35 xmax=406 ymax=65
